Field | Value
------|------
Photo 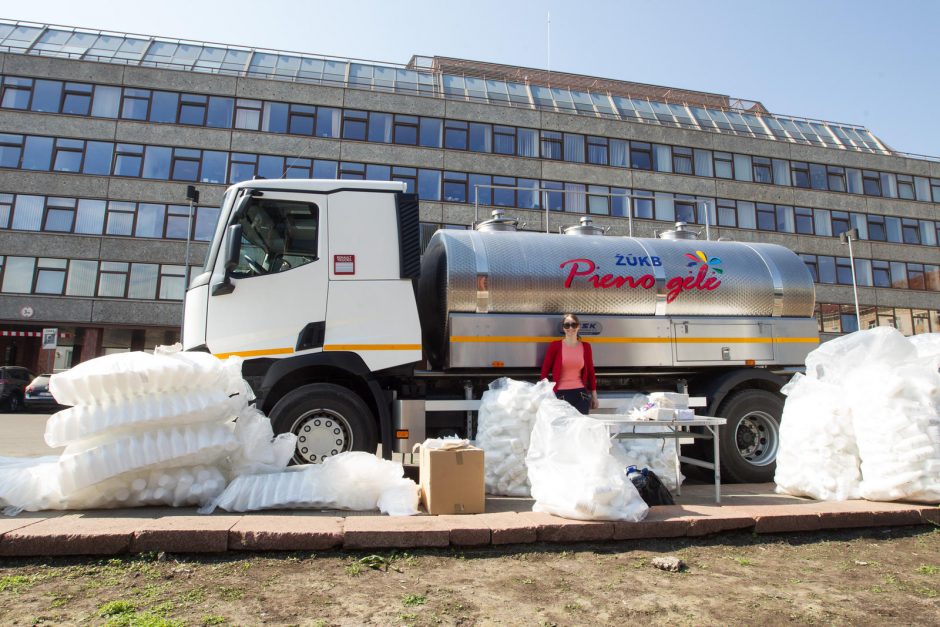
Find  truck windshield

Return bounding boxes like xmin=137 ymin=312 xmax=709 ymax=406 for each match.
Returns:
xmin=232 ymin=198 xmax=319 ymax=278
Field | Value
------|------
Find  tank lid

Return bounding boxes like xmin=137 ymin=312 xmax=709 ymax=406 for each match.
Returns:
xmin=475 ymin=209 xmax=518 ymax=232
xmin=659 ymin=221 xmax=698 ymax=240
xmin=563 ymin=216 xmax=605 ymax=236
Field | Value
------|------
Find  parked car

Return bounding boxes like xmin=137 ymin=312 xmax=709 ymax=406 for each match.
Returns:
xmin=0 ymin=366 xmax=35 ymax=412
xmin=24 ymin=374 xmax=64 ymax=412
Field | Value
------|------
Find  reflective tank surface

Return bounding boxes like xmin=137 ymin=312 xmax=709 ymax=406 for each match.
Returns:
xmin=417 ymin=229 xmax=815 ymax=366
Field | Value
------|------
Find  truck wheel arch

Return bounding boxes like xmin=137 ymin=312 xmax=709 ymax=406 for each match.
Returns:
xmin=257 ymin=351 xmax=393 ymax=459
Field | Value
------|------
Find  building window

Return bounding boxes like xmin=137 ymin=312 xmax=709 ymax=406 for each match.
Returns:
xmin=714 ymin=152 xmax=733 ymax=179
xmin=170 ymin=148 xmax=201 ymax=181
xmin=62 ymin=83 xmax=93 ymax=115
xmin=179 ymin=94 xmax=207 ymax=125
xmin=902 ymin=218 xmax=920 ymax=245
xmin=229 ymin=153 xmax=257 ymax=183
xmin=630 ymin=142 xmax=652 ymax=170
xmin=867 ymin=215 xmax=886 ymax=241
xmin=339 ymin=162 xmax=365 ymax=180
xmin=135 ymin=203 xmax=166 ymax=238
xmin=494 ymin=126 xmax=515 ymax=155
xmin=791 ymin=162 xmax=810 ymax=188
xmin=149 ymin=91 xmax=179 ymax=123
xmin=752 ymin=157 xmax=772 ymax=183
xmin=128 ymin=263 xmax=158 ymax=299
xmin=44 ymin=197 xmax=75 ymax=232
xmin=836 ymin=257 xmax=854 ymax=285
xmin=393 ymin=115 xmax=419 ymax=145
xmin=564 ymin=133 xmax=585 ymax=163
xmin=34 ymin=258 xmax=67 ymax=294
xmin=540 ymin=131 xmax=562 ymax=160
xmin=341 ymin=110 xmax=368 ymax=141
xmin=442 ymin=120 xmax=468 ymax=150
xmin=113 ymin=144 xmax=144 ymax=177
xmin=756 ymin=203 xmax=776 ymax=231
xmin=801 ymin=254 xmax=818 ymax=282
xmin=908 ymin=263 xmax=926 ymax=290
xmin=673 ymin=147 xmax=693 ymax=175
xmin=234 ymin=98 xmax=262 ymax=130
xmin=897 ymin=175 xmax=915 ymax=200
xmin=419 ymin=118 xmax=442 ymax=148
xmin=862 ymin=170 xmax=882 ymax=196
xmin=159 ymin=265 xmax=188 ymax=300
xmin=587 ymin=136 xmax=608 ymax=165
xmin=872 ymin=260 xmax=891 ymax=288
xmin=717 ymin=199 xmax=737 ymax=227
xmin=66 ymin=259 xmax=97 ymax=296
xmin=443 ymin=172 xmax=467 ymax=202
xmin=98 ymin=261 xmax=129 ymax=297
xmin=830 ymin=211 xmax=851 ymax=237
xmin=121 ymin=88 xmax=150 ymax=120
xmin=288 ymin=104 xmax=316 ymax=136
xmin=469 ymin=123 xmax=492 ymax=152
xmin=795 ymin=207 xmax=814 ymax=234
xmin=1 ymin=77 xmax=32 ymax=109
xmin=52 ymin=139 xmax=84 ymax=173
xmin=165 ymin=205 xmax=191 ymax=239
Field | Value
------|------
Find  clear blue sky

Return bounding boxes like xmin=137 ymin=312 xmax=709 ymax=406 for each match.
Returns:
xmin=7 ymin=0 xmax=939 ymax=158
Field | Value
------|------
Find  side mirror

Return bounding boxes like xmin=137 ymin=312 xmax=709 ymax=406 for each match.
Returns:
xmin=212 ymin=224 xmax=242 ymax=296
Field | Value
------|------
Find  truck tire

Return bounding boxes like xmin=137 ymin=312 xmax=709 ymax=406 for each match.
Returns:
xmin=268 ymin=383 xmax=379 ymax=465
xmin=716 ymin=389 xmax=783 ymax=484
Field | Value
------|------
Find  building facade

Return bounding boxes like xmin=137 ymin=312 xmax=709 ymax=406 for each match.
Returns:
xmin=0 ymin=19 xmax=938 ymax=374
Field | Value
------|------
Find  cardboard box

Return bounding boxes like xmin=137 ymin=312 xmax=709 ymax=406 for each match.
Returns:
xmin=419 ymin=445 xmax=485 ymax=515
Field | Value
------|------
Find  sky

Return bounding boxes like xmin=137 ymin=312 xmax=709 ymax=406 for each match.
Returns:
xmin=5 ymin=0 xmax=939 ymax=158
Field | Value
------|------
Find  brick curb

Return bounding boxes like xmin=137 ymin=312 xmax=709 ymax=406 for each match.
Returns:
xmin=0 ymin=499 xmax=934 ymax=557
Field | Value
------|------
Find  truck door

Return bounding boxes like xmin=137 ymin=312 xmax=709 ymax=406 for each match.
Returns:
xmin=205 ymin=191 xmax=327 ymax=358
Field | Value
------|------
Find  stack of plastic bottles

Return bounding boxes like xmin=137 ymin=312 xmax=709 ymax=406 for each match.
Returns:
xmin=474 ymin=377 xmax=556 ymax=496
xmin=776 ymin=328 xmax=940 ymax=503
xmin=526 ymin=398 xmax=648 ymax=521
xmin=0 ymin=345 xmax=294 ymax=514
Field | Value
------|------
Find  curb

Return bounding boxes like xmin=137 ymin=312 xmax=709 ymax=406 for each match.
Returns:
xmin=0 ymin=499 xmax=936 ymax=557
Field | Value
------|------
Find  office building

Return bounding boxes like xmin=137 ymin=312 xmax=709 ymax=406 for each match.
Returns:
xmin=0 ymin=19 xmax=937 ymax=374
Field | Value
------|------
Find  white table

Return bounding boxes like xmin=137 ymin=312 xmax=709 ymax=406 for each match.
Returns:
xmin=591 ymin=415 xmax=727 ymax=504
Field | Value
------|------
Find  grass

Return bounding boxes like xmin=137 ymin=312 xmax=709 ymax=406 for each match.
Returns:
xmin=97 ymin=599 xmax=183 ymax=627
xmin=916 ymin=565 xmax=939 ymax=575
xmin=402 ymin=594 xmax=426 ymax=607
xmin=217 ymin=587 xmax=243 ymax=601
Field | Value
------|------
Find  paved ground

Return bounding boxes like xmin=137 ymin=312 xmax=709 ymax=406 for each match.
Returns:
xmin=2 ymin=412 xmax=937 ymax=556
xmin=1 ymin=483 xmax=937 ymax=557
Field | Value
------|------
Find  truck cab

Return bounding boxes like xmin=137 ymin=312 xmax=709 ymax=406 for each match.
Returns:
xmin=184 ymin=180 xmax=422 ymax=463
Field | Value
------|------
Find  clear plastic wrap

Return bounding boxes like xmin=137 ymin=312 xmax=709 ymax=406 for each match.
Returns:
xmin=57 ymin=423 xmax=239 ymax=494
xmin=44 ymin=389 xmax=242 ymax=447
xmin=203 ymin=452 xmax=419 ymax=515
xmin=526 ymin=399 xmax=649 ymax=521
xmin=475 ymin=377 xmax=556 ymax=497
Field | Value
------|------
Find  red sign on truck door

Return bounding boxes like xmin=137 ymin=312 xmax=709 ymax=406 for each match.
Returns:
xmin=334 ymin=254 xmax=355 ymax=275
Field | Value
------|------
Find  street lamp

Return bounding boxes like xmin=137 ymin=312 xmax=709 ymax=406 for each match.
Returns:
xmin=839 ymin=227 xmax=861 ymax=332
xmin=181 ymin=185 xmax=200 ymax=329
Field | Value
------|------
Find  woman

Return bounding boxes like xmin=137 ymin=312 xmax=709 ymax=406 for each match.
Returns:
xmin=540 ymin=313 xmax=598 ymax=414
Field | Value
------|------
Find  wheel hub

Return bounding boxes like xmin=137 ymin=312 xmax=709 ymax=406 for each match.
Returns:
xmin=735 ymin=411 xmax=778 ymax=466
xmin=292 ymin=408 xmax=351 ymax=464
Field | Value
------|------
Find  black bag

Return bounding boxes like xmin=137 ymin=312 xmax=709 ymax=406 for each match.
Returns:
xmin=627 ymin=467 xmax=675 ymax=506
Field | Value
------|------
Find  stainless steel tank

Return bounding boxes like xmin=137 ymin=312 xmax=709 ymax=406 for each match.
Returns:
xmin=417 ymin=229 xmax=816 ymax=368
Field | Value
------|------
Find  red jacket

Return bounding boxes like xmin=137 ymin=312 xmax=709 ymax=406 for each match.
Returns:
xmin=540 ymin=340 xmax=596 ymax=393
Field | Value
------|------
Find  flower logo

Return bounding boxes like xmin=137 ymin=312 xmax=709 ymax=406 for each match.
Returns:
xmin=684 ymin=250 xmax=723 ymax=274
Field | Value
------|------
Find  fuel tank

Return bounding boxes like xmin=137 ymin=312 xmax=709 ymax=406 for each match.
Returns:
xmin=416 ymin=227 xmax=816 ymax=369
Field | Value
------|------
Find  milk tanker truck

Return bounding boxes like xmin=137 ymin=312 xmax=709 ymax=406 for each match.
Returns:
xmin=182 ymin=179 xmax=818 ymax=483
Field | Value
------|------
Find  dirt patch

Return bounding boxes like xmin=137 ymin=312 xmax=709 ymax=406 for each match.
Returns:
xmin=0 ymin=526 xmax=937 ymax=625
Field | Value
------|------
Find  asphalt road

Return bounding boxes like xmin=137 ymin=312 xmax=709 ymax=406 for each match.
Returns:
xmin=0 ymin=412 xmax=63 ymax=458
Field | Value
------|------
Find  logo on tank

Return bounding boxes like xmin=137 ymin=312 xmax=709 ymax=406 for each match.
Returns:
xmin=560 ymin=249 xmax=723 ymax=303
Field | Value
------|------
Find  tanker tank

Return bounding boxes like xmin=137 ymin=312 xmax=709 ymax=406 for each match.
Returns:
xmin=417 ymin=227 xmax=817 ymax=370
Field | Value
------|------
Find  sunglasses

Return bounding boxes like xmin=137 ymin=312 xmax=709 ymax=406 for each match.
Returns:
xmin=562 ymin=322 xmax=579 ymax=329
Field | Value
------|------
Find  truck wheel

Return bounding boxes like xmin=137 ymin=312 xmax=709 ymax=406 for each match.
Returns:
xmin=268 ymin=383 xmax=379 ymax=465
xmin=716 ymin=389 xmax=783 ymax=484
